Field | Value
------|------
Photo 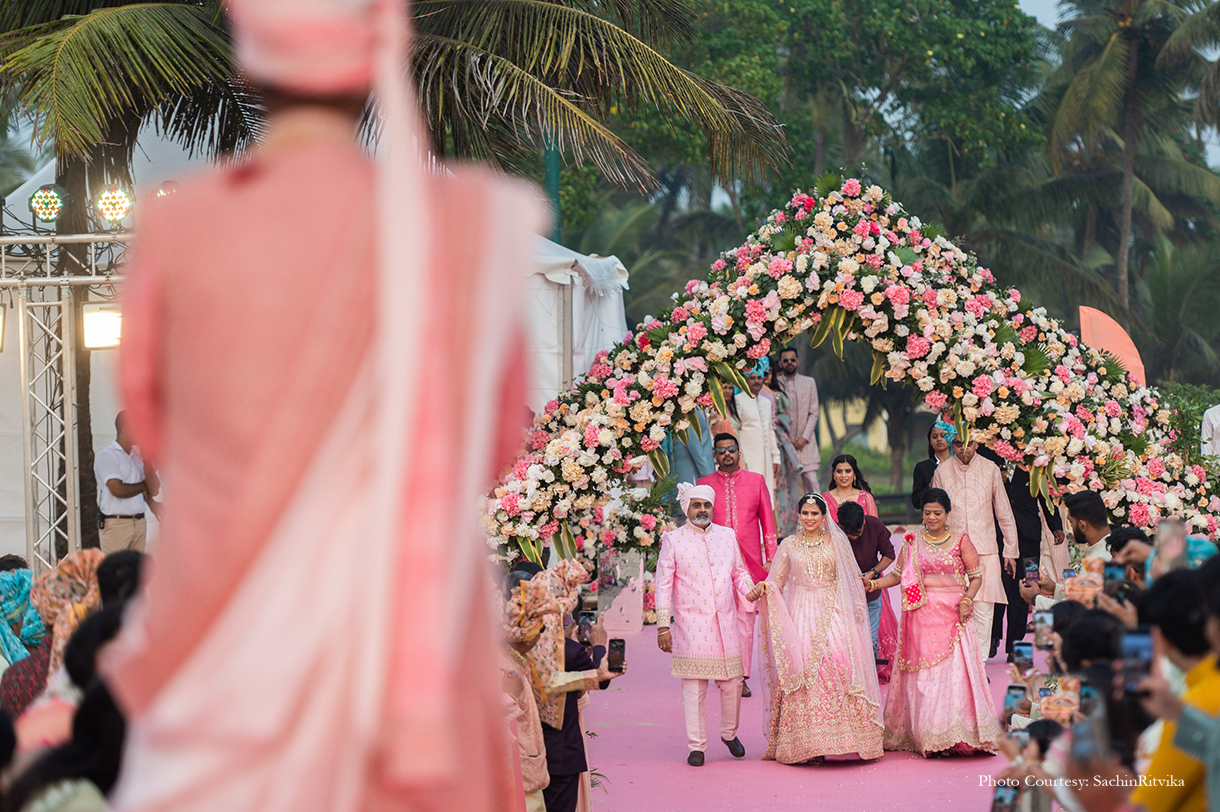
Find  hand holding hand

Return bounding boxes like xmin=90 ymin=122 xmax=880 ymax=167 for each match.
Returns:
xmin=746 ymin=583 xmax=766 ymax=602
xmin=657 ymin=628 xmax=672 ymax=653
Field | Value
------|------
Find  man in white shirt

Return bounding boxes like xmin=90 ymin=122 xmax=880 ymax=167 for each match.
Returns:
xmin=94 ymin=411 xmax=159 ymax=553
xmin=1202 ymin=404 xmax=1220 ymax=457
xmin=1021 ymin=490 xmax=1112 ymax=611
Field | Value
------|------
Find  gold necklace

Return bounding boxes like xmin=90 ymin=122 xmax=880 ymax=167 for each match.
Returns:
xmin=922 ymin=529 xmax=952 ymax=545
xmin=798 ymin=530 xmax=826 ymax=547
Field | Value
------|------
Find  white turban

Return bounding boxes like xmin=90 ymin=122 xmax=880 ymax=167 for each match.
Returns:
xmin=677 ymin=482 xmax=716 ymax=513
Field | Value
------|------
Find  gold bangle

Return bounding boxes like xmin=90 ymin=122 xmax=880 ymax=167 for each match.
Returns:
xmin=960 ymin=596 xmax=973 ymax=606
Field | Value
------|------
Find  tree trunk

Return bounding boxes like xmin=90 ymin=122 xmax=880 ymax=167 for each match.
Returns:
xmin=725 ymin=182 xmax=744 ymax=234
xmin=1116 ymin=36 xmax=1140 ymax=314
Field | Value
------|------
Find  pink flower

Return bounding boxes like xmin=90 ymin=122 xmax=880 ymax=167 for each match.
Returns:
xmin=746 ymin=339 xmax=771 ymax=359
xmin=906 ymin=336 xmax=931 ymax=358
xmin=1209 ymin=516 xmax=1218 ymax=537
xmin=687 ymin=322 xmax=708 ymax=342
xmin=1191 ymin=465 xmax=1207 ymax=484
xmin=1147 ymin=458 xmax=1166 ymax=479
xmin=1020 ymin=326 xmax=1038 ymax=343
xmin=1104 ymin=400 xmax=1121 ymax=418
xmin=1009 ymin=288 xmax=1021 ymax=303
xmin=1075 ymin=405 xmax=1093 ymax=423
xmin=884 ymin=284 xmax=911 ymax=306
xmin=671 ymin=306 xmax=690 ymax=324
xmin=640 ymin=514 xmax=657 ymax=530
xmin=993 ymin=439 xmax=1024 ymax=461
xmin=925 ymin=391 xmax=948 ymax=411
xmin=1129 ymin=503 xmax=1152 ymax=527
xmin=584 ymin=424 xmax=602 ymax=448
xmin=652 ymin=376 xmax=680 ymax=400
xmin=791 ymin=192 xmax=814 ymax=211
xmin=695 ymin=393 xmax=713 ymax=408
xmin=686 ymin=278 xmax=704 ymax=294
xmin=972 ymin=375 xmax=994 ymax=399
xmin=841 ymin=178 xmax=862 ymax=197
xmin=865 ymin=254 xmax=883 ymax=268
xmin=775 ymin=212 xmax=787 ymax=224
xmin=965 ymin=297 xmax=987 ymax=319
xmin=853 ymin=220 xmax=870 ymax=238
xmin=600 ymin=530 xmax=617 ymax=547
xmin=768 ymin=257 xmax=793 ymax=278
xmin=545 ymin=400 xmax=559 ymax=415
xmin=839 ymin=289 xmax=865 ymax=311
xmin=588 ymin=362 xmax=612 ymax=382
xmin=640 ymin=437 xmax=661 ymax=452
xmin=922 ymin=288 xmax=939 ymax=307
xmin=501 ymin=493 xmax=521 ymax=517
xmin=529 ymin=430 xmax=549 ymax=450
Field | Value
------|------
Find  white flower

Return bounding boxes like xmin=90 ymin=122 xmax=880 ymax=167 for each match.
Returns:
xmin=861 ymin=276 xmax=879 ymax=293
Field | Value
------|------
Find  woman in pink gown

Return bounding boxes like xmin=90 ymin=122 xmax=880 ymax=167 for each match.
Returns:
xmin=822 ymin=459 xmax=898 ymax=684
xmin=747 ymin=494 xmax=883 ymax=764
xmin=868 ymin=487 xmax=1000 ymax=756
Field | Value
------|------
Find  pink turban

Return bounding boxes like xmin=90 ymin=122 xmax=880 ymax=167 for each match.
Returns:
xmin=677 ymin=482 xmax=716 ymax=513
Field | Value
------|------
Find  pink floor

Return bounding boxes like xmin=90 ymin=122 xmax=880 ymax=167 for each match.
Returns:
xmin=584 ymin=617 xmax=1015 ymax=811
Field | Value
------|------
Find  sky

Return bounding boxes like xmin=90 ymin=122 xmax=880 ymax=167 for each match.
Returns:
xmin=1020 ymin=0 xmax=1062 ymax=28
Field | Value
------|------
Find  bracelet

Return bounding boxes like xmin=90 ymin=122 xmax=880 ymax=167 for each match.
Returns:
xmin=960 ymin=596 xmax=973 ymax=606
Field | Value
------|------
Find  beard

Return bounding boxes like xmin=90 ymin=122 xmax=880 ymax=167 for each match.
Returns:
xmin=690 ymin=514 xmax=712 ymax=528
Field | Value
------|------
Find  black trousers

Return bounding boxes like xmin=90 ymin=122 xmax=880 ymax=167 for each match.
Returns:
xmin=543 ymin=772 xmax=582 ymax=812
xmin=992 ymin=542 xmax=1039 ymax=654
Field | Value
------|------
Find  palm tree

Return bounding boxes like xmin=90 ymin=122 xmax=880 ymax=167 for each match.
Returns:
xmin=1047 ymin=0 xmax=1197 ymax=310
xmin=1141 ymin=236 xmax=1220 ymax=384
xmin=0 ymin=0 xmax=786 ymax=190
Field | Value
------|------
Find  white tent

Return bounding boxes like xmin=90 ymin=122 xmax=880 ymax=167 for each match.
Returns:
xmin=525 ymin=238 xmax=630 ymax=413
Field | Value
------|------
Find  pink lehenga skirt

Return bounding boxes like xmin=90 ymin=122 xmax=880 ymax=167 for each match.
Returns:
xmin=882 ymin=578 xmax=1000 ymax=755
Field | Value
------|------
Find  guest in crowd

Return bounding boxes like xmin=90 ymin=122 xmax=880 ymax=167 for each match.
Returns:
xmin=661 ymin=410 xmax=715 ymax=517
xmin=910 ymin=420 xmax=954 ymax=512
xmin=95 ymin=552 xmax=143 ymax=610
xmin=733 ymin=360 xmax=780 ymax=501
xmin=1022 ymin=491 xmax=1115 ymax=611
xmin=698 ymin=433 xmax=776 ymax=696
xmin=836 ymin=502 xmax=895 ymax=659
xmin=101 ymin=0 xmax=544 ymax=808
xmin=655 ymin=484 xmax=754 ymax=766
xmin=774 ymin=347 xmax=820 ymax=494
xmin=709 ymin=380 xmax=740 ymax=439
xmin=1201 ymin=401 xmax=1220 ymax=457
xmin=871 ymin=488 xmax=1001 ymax=756
xmin=0 ymin=569 xmax=44 ymax=676
xmin=763 ymin=362 xmax=805 ymax=536
xmin=93 ymin=412 xmax=159 ymax=554
xmin=822 ymin=454 xmax=878 ymax=520
xmin=748 ymin=494 xmax=883 ymax=764
xmin=930 ymin=438 xmax=1019 ymax=661
xmin=994 ymin=465 xmax=1063 ymax=661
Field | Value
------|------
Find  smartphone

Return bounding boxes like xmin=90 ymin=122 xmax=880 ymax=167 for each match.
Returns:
xmin=1103 ymin=563 xmax=1126 ymax=596
xmin=1155 ymin=519 xmax=1188 ymax=569
xmin=1063 ymin=568 xmax=1076 ymax=581
xmin=1012 ymin=641 xmax=1034 ymax=674
xmin=1003 ymin=683 xmax=1027 ymax=716
xmin=1033 ymin=610 xmax=1054 ymax=649
xmin=989 ymin=782 xmax=1020 ymax=812
xmin=1039 ymin=687 xmax=1054 ymax=698
xmin=1121 ymin=630 xmax=1153 ymax=695
xmin=1023 ymin=558 xmax=1040 ymax=586
xmin=577 ymin=610 xmax=596 ymax=646
xmin=1070 ymin=719 xmax=1101 ymax=762
xmin=607 ymin=638 xmax=626 ymax=672
xmin=1079 ymin=684 xmax=1099 ymax=718
xmin=1008 ymin=729 xmax=1030 ymax=749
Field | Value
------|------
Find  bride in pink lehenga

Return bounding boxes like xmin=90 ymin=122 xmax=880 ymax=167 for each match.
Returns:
xmin=866 ymin=487 xmax=1001 ymax=756
xmin=747 ymin=493 xmax=883 ymax=764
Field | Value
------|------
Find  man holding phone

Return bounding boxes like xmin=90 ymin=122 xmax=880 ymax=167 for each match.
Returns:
xmin=655 ymin=483 xmax=755 ymax=766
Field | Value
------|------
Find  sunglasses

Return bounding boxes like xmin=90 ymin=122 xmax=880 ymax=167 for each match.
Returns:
xmin=714 ymin=445 xmax=739 ymax=454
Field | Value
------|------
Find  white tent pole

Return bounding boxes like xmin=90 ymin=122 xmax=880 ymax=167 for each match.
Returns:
xmin=561 ymin=282 xmax=574 ymax=388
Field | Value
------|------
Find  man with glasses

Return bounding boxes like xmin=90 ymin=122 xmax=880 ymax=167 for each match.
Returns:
xmin=698 ymin=433 xmax=776 ymax=697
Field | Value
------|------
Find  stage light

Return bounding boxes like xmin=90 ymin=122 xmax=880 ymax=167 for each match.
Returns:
xmin=93 ymin=186 xmax=133 ymax=225
xmin=154 ymin=181 xmax=179 ymax=198
xmin=28 ymin=185 xmax=67 ymax=222
xmin=82 ymin=303 xmax=121 ymax=349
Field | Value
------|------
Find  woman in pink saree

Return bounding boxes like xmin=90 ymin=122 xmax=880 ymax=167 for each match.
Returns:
xmin=746 ymin=494 xmax=883 ymax=764
xmin=868 ymin=487 xmax=1000 ymax=756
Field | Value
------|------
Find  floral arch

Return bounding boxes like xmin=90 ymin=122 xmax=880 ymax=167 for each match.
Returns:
xmin=486 ymin=176 xmax=1220 ymax=563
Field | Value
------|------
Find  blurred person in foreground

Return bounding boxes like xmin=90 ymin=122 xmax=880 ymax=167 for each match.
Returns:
xmin=99 ymin=1 xmax=543 ymax=809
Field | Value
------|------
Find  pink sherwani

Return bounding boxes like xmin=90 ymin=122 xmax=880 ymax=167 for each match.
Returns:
xmin=930 ymin=455 xmax=1018 ymax=659
xmin=699 ymin=469 xmax=776 ymax=678
xmin=776 ymin=372 xmax=820 ymax=491
xmin=655 ymin=523 xmax=754 ymax=680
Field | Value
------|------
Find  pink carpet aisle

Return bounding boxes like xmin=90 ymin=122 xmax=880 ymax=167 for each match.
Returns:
xmin=584 ymin=580 xmax=1016 ymax=812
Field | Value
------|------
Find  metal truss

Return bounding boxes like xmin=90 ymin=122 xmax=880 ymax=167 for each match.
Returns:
xmin=0 ymin=233 xmax=130 ymax=573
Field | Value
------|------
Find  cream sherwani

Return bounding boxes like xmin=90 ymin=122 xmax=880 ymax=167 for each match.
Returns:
xmin=734 ymin=391 xmax=780 ymax=500
xmin=776 ymin=372 xmax=820 ymax=492
xmin=930 ymin=455 xmax=1018 ymax=661
xmin=655 ymin=522 xmax=755 ymax=752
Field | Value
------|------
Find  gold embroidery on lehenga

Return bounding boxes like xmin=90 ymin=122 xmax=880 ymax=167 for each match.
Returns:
xmin=896 ymin=535 xmax=968 ymax=673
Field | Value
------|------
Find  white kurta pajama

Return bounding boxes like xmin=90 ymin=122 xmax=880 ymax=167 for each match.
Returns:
xmin=655 ymin=522 xmax=755 ymax=752
xmin=930 ymin=455 xmax=1018 ymax=662
xmin=733 ymin=391 xmax=780 ymax=501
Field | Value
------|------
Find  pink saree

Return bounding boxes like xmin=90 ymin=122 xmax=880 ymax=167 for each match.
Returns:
xmin=882 ymin=533 xmax=1001 ymax=756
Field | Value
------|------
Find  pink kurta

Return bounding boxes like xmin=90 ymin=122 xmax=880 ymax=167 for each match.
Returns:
xmin=107 ymin=137 xmax=538 ymax=812
xmin=655 ymin=523 xmax=755 ymax=680
xmin=929 ymin=455 xmax=1018 ymax=605
xmin=698 ymin=469 xmax=777 ymax=582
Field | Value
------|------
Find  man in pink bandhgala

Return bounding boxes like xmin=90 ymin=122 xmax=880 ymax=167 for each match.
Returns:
xmin=100 ymin=2 xmax=543 ymax=811
xmin=698 ymin=432 xmax=775 ymax=696
xmin=655 ymin=484 xmax=755 ymax=767
xmin=930 ymin=438 xmax=1018 ymax=664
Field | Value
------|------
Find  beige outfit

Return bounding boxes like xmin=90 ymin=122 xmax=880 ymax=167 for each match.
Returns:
xmin=99 ymin=517 xmax=147 ymax=554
